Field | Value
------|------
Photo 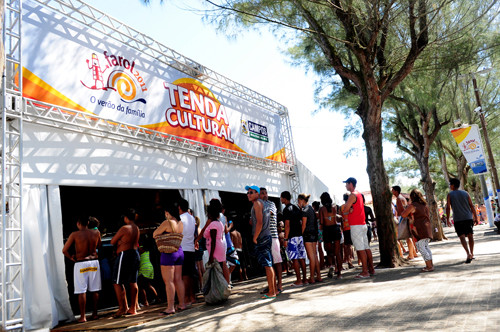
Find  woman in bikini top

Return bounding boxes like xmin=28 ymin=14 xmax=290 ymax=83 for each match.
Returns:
xmin=320 ymin=205 xmax=338 ymax=227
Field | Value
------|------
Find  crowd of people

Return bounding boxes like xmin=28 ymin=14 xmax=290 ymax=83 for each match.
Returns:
xmin=62 ymin=176 xmax=486 ymax=322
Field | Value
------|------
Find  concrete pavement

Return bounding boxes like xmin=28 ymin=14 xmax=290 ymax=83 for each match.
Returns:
xmin=124 ymin=224 xmax=500 ymax=332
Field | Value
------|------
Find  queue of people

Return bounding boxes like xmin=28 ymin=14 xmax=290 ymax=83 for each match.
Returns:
xmin=62 ymin=176 xmax=481 ymax=321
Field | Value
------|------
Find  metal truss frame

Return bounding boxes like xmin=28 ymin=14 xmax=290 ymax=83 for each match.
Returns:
xmin=23 ymin=98 xmax=295 ymax=174
xmin=1 ymin=0 xmax=24 ymax=330
xmin=1 ymin=0 xmax=301 ymax=328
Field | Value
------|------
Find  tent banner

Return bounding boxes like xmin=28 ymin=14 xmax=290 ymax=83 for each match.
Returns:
xmin=22 ymin=0 xmax=286 ymax=162
xmin=450 ymin=124 xmax=487 ymax=175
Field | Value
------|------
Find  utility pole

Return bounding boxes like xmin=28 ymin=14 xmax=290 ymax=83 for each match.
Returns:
xmin=471 ymin=72 xmax=500 ymax=211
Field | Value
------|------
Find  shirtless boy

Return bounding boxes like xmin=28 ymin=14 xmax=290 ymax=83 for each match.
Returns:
xmin=230 ymin=227 xmax=248 ymax=281
xmin=62 ymin=216 xmax=102 ymax=322
xmin=111 ymin=208 xmax=140 ymax=317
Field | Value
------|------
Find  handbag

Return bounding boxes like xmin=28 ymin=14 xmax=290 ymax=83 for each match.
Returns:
xmin=397 ymin=217 xmax=411 ymax=240
xmin=155 ymin=232 xmax=183 ymax=253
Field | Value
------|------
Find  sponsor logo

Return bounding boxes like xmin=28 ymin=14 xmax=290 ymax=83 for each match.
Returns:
xmin=462 ymin=139 xmax=479 ymax=151
xmin=81 ymin=51 xmax=147 ymax=104
xmin=241 ymin=120 xmax=269 ymax=142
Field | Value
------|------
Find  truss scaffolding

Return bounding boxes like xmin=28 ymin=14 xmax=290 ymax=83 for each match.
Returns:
xmin=1 ymin=0 xmax=300 ymax=329
xmin=23 ymin=98 xmax=296 ymax=174
xmin=1 ymin=0 xmax=24 ymax=330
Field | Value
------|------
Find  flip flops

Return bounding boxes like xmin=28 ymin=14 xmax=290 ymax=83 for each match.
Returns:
xmin=354 ymin=274 xmax=370 ymax=279
xmin=290 ymin=282 xmax=303 ymax=287
xmin=160 ymin=311 xmax=175 ymax=316
xmin=175 ymin=305 xmax=191 ymax=312
xmin=260 ymin=294 xmax=276 ymax=300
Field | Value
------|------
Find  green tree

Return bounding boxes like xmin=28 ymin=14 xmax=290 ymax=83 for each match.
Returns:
xmin=197 ymin=0 xmax=498 ymax=266
xmin=383 ymin=3 xmax=498 ymax=240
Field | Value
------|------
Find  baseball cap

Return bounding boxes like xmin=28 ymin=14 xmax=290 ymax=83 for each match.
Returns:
xmin=343 ymin=177 xmax=357 ymax=186
xmin=245 ymin=185 xmax=260 ymax=193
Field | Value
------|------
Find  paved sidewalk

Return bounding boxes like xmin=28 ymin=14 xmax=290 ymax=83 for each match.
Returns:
xmin=124 ymin=224 xmax=500 ymax=332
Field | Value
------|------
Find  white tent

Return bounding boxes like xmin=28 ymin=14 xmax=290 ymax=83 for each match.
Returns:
xmin=0 ymin=1 xmax=330 ymax=330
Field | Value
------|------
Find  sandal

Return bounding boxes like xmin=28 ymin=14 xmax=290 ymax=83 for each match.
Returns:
xmin=175 ymin=305 xmax=191 ymax=312
xmin=160 ymin=311 xmax=175 ymax=316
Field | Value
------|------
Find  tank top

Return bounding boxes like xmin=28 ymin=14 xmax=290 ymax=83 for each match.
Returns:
xmin=251 ymin=198 xmax=271 ymax=240
xmin=348 ymin=191 xmax=366 ymax=226
xmin=448 ymin=190 xmax=473 ymax=221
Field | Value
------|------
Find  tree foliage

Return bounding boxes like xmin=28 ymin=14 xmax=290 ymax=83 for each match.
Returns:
xmin=155 ymin=0 xmax=499 ymax=266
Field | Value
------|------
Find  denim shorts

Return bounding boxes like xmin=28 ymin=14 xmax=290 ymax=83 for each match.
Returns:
xmin=253 ymin=235 xmax=273 ymax=267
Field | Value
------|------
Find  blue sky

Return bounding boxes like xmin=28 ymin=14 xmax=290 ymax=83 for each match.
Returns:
xmin=83 ymin=0 xmax=377 ymax=200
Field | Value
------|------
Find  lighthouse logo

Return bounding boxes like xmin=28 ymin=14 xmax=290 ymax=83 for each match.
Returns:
xmin=81 ymin=51 xmax=147 ymax=104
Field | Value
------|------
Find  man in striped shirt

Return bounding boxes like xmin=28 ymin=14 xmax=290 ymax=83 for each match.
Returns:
xmin=260 ymin=187 xmax=283 ymax=293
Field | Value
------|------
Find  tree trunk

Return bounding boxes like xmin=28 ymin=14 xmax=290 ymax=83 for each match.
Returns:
xmin=417 ymin=155 xmax=446 ymax=240
xmin=436 ymin=140 xmax=451 ymax=185
xmin=359 ymin=98 xmax=401 ymax=267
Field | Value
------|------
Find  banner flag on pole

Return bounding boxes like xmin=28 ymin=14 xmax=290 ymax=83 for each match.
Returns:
xmin=450 ymin=124 xmax=488 ymax=175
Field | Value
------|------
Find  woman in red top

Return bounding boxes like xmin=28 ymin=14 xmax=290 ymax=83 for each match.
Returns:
xmin=401 ymin=189 xmax=434 ymax=272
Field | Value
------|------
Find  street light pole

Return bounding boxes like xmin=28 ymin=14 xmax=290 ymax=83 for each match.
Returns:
xmin=471 ymin=73 xmax=500 ymax=211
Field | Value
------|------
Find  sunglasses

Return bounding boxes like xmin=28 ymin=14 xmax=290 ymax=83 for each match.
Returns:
xmin=247 ymin=191 xmax=257 ymax=195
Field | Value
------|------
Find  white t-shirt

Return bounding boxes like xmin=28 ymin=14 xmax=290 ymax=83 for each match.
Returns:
xmin=180 ymin=212 xmax=196 ymax=252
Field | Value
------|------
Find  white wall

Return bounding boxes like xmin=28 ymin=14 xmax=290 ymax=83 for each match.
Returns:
xmin=297 ymin=160 xmax=329 ymax=201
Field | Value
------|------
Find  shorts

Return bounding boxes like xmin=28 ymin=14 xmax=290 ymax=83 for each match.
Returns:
xmin=236 ymin=248 xmax=247 ymax=268
xmin=303 ymin=231 xmax=318 ymax=243
xmin=318 ymin=229 xmax=323 ymax=243
xmin=286 ymin=236 xmax=306 ymax=260
xmin=253 ymin=235 xmax=273 ymax=267
xmin=182 ymin=251 xmax=196 ymax=276
xmin=74 ymin=260 xmax=101 ymax=294
xmin=113 ymin=249 xmax=140 ymax=285
xmin=194 ymin=249 xmax=205 ymax=262
xmin=351 ymin=224 xmax=370 ymax=251
xmin=343 ymin=230 xmax=352 ymax=245
xmin=323 ymin=224 xmax=342 ymax=243
xmin=138 ymin=274 xmax=153 ymax=289
xmin=271 ymin=237 xmax=283 ymax=264
xmin=454 ymin=219 xmax=474 ymax=237
xmin=161 ymin=247 xmax=184 ymax=266
xmin=226 ymin=247 xmax=240 ymax=267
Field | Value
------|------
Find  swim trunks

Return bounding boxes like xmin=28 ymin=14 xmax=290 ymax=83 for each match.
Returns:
xmin=253 ymin=235 xmax=273 ymax=267
xmin=454 ymin=219 xmax=474 ymax=237
xmin=271 ymin=237 xmax=283 ymax=264
xmin=343 ymin=230 xmax=352 ymax=246
xmin=286 ymin=236 xmax=306 ymax=260
xmin=351 ymin=224 xmax=370 ymax=251
xmin=113 ymin=249 xmax=140 ymax=285
xmin=74 ymin=259 xmax=101 ymax=294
